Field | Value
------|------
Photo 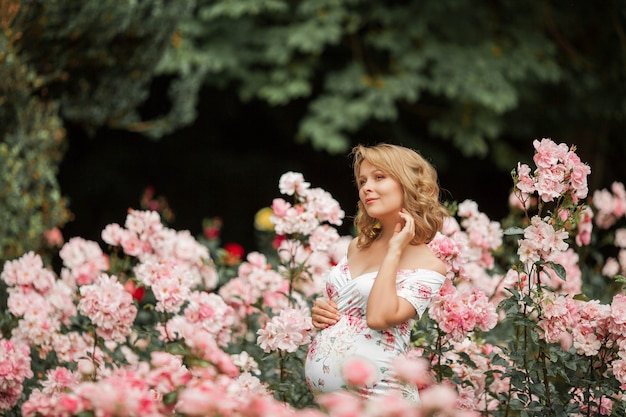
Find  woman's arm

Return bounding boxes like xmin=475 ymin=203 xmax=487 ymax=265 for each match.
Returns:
xmin=366 ymin=210 xmax=417 ymax=330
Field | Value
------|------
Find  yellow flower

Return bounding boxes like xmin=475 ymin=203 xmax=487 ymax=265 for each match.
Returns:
xmin=254 ymin=207 xmax=275 ymax=231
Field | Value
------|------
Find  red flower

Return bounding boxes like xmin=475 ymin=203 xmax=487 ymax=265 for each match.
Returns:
xmin=123 ymin=280 xmax=145 ymax=302
xmin=222 ymin=243 xmax=245 ymax=266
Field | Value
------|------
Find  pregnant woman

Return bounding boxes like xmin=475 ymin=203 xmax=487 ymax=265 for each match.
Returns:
xmin=304 ymin=143 xmax=448 ymax=402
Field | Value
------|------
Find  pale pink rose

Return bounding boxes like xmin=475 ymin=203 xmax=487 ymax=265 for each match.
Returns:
xmin=59 ymin=237 xmax=109 ymax=286
xmin=1 ymin=252 xmax=55 ymax=292
xmin=77 ymin=274 xmax=137 ymax=342
xmin=77 ymin=359 xmax=95 ymax=376
xmin=303 ymin=187 xmax=345 ymax=226
xmin=7 ymin=288 xmax=40 ymax=317
xmin=20 ymin=390 xmax=54 ymax=417
xmin=256 ymin=307 xmax=312 ymax=353
xmin=175 ymin=382 xmax=220 ymax=415
xmin=533 ymin=138 xmax=568 ymax=168
xmin=576 ymin=206 xmax=594 ymax=246
xmin=612 ymin=181 xmax=626 ymax=217
xmin=44 ymin=227 xmax=64 ymax=247
xmin=182 ymin=328 xmax=239 ymax=377
xmin=392 ymin=356 xmax=434 ymax=389
xmin=441 ymin=216 xmax=461 ymax=235
xmin=565 ymin=152 xmax=591 ymax=200
xmin=611 ymin=294 xmax=626 ymax=325
xmin=237 ymin=251 xmax=270 ymax=276
xmin=75 ymin=371 xmax=160 ymax=417
xmin=329 ymin=236 xmax=353 ymax=265
xmin=277 ymin=238 xmax=310 ymax=266
xmin=612 ymin=359 xmax=626 ymax=385
xmin=360 ymin=391 xmax=413 ymax=416
xmin=603 ymin=258 xmax=621 ymax=277
xmin=517 ymin=237 xmax=541 ymax=264
xmin=219 ymin=277 xmax=262 ymax=319
xmin=419 ymin=384 xmax=459 ymax=411
xmin=593 ymin=182 xmax=626 ymax=229
xmin=558 ymin=331 xmax=573 ymax=351
xmin=135 ymin=260 xmax=196 ymax=313
xmin=516 ymin=163 xmax=535 ymax=195
xmin=341 ymin=357 xmax=378 ymax=387
xmin=146 ymin=352 xmax=192 ymax=394
xmin=57 ymin=393 xmax=84 ymax=414
xmin=279 ymin=171 xmax=311 ymax=196
xmin=124 ymin=209 xmax=163 ymax=236
xmin=40 ymin=367 xmax=80 ymax=395
xmin=151 ymin=274 xmax=189 ymax=313
xmin=614 ymin=229 xmax=626 ymax=248
xmin=101 ymin=223 xmax=125 ymax=246
xmin=428 ymin=231 xmax=469 ymax=280
xmin=271 ymin=202 xmax=319 ymax=235
xmin=232 ymin=372 xmax=270 ymax=398
xmin=309 ymin=224 xmax=340 ymax=252
xmin=120 ymin=234 xmax=144 ymax=257
xmin=51 ymin=331 xmax=101 ymax=365
xmin=176 ymin=290 xmax=236 ymax=347
xmin=0 ymin=339 xmax=33 ymax=412
xmin=429 ymin=286 xmax=497 ymax=342
xmin=572 ymin=327 xmax=601 ymax=356
xmin=540 ymin=249 xmax=582 ymax=294
xmin=231 ymin=351 xmax=261 ymax=375
xmin=241 ymin=396 xmax=303 ymax=417
xmin=315 ymin=391 xmax=364 ymax=417
xmin=593 ymin=188 xmax=619 ymax=228
xmin=509 ymin=190 xmax=532 ymax=210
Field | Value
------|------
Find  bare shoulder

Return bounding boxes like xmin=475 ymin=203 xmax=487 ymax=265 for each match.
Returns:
xmin=402 ymin=244 xmax=447 ymax=276
xmin=346 ymin=237 xmax=359 ymax=258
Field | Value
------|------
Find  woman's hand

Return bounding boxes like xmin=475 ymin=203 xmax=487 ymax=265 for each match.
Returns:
xmin=389 ymin=208 xmax=416 ymax=252
xmin=311 ymin=299 xmax=339 ymax=329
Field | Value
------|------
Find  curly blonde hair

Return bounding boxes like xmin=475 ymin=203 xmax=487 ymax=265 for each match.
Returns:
xmin=352 ymin=143 xmax=448 ymax=248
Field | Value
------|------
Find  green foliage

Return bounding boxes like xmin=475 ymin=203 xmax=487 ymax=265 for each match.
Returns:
xmin=157 ymin=0 xmax=626 ymax=174
xmin=3 ymin=0 xmax=625 ymax=264
xmin=0 ymin=7 xmax=71 ymax=263
xmin=12 ymin=0 xmax=196 ymax=136
xmin=0 ymin=1 xmax=194 ymax=262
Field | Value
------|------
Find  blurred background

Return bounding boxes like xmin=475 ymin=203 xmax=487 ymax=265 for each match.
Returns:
xmin=2 ymin=0 xmax=625 ymax=262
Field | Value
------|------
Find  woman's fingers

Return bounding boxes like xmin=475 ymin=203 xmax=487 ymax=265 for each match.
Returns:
xmin=311 ymin=299 xmax=339 ymax=329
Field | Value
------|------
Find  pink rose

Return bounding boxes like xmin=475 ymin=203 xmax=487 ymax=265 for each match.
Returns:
xmin=342 ymin=357 xmax=378 ymax=387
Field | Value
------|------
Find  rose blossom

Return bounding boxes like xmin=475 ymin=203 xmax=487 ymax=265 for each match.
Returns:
xmin=256 ymin=307 xmax=312 ymax=353
xmin=78 ymin=274 xmax=137 ymax=342
xmin=59 ymin=237 xmax=109 ymax=286
xmin=341 ymin=356 xmax=378 ymax=387
xmin=278 ymin=171 xmax=310 ymax=196
xmin=0 ymin=339 xmax=34 ymax=412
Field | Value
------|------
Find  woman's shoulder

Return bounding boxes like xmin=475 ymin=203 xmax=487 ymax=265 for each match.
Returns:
xmin=404 ymin=244 xmax=447 ymax=276
xmin=346 ymin=237 xmax=359 ymax=257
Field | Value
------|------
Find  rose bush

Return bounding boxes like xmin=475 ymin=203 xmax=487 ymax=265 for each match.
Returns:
xmin=0 ymin=138 xmax=625 ymax=416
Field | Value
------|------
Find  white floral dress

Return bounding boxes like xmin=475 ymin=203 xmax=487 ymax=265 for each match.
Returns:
xmin=305 ymin=255 xmax=445 ymax=401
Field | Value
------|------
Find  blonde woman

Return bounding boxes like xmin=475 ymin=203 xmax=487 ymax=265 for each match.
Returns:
xmin=305 ymin=143 xmax=448 ymax=402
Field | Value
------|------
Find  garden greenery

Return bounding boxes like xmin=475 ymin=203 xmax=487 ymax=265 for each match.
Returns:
xmin=1 ymin=138 xmax=626 ymax=416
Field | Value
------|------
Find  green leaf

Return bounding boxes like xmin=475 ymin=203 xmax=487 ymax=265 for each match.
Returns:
xmin=163 ymin=391 xmax=178 ymax=406
xmin=547 ymin=261 xmax=567 ymax=280
xmin=503 ymin=227 xmax=525 ymax=236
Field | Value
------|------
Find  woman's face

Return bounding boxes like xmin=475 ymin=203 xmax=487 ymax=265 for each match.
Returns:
xmin=357 ymin=160 xmax=404 ymax=219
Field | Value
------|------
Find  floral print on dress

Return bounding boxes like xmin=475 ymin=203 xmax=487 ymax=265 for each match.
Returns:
xmin=305 ymin=255 xmax=446 ymax=402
